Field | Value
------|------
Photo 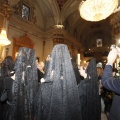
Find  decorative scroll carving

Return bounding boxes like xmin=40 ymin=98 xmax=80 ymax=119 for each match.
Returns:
xmin=0 ymin=0 xmax=13 ymax=19
xmin=56 ymin=0 xmax=68 ymax=11
xmin=52 ymin=34 xmax=64 ymax=45
xmin=9 ymin=0 xmax=20 ymax=7
xmin=13 ymin=34 xmax=34 ymax=59
xmin=12 ymin=2 xmax=21 ymax=15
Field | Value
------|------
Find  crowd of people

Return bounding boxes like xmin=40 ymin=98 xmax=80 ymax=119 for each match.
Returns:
xmin=0 ymin=44 xmax=119 ymax=120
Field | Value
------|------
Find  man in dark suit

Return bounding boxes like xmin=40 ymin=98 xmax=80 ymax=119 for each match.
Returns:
xmin=102 ymin=46 xmax=120 ymax=120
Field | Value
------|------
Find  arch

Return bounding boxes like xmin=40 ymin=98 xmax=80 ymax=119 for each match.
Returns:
xmin=12 ymin=34 xmax=34 ymax=60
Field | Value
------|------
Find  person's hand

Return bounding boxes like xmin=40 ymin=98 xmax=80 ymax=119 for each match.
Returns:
xmin=107 ymin=48 xmax=118 ymax=65
xmin=79 ymin=66 xmax=87 ymax=79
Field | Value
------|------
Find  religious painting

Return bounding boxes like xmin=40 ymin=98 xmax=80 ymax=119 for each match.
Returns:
xmin=22 ymin=4 xmax=30 ymax=20
xmin=96 ymin=39 xmax=102 ymax=47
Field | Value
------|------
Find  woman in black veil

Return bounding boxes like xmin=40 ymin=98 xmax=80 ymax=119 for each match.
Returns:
xmin=78 ymin=58 xmax=101 ymax=120
xmin=11 ymin=47 xmax=38 ymax=120
xmin=0 ymin=56 xmax=15 ymax=120
xmin=71 ymin=55 xmax=82 ymax=84
xmin=34 ymin=44 xmax=82 ymax=120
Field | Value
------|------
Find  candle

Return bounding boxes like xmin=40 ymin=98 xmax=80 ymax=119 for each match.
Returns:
xmin=77 ymin=53 xmax=80 ymax=65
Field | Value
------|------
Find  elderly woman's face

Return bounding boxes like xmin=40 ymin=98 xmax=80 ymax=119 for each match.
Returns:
xmin=97 ymin=67 xmax=103 ymax=76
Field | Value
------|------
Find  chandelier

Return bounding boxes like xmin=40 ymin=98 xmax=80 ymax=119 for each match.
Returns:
xmin=0 ymin=28 xmax=11 ymax=46
xmin=79 ymin=0 xmax=118 ymax=22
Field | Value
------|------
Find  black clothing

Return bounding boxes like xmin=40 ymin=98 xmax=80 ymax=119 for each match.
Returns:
xmin=2 ymin=77 xmax=14 ymax=120
xmin=102 ymin=88 xmax=114 ymax=113
xmin=0 ymin=76 xmax=4 ymax=120
xmin=102 ymin=65 xmax=120 ymax=120
xmin=37 ymin=68 xmax=44 ymax=83
xmin=34 ymin=44 xmax=82 ymax=120
xmin=11 ymin=47 xmax=38 ymax=120
xmin=5 ymin=77 xmax=14 ymax=102
xmin=78 ymin=58 xmax=101 ymax=120
xmin=71 ymin=56 xmax=81 ymax=84
xmin=0 ymin=56 xmax=15 ymax=120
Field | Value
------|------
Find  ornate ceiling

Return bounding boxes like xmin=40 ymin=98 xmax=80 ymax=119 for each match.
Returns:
xmin=9 ymin=0 xmax=120 ymax=52
xmin=56 ymin=0 xmax=68 ymax=11
xmin=35 ymin=0 xmax=120 ymax=50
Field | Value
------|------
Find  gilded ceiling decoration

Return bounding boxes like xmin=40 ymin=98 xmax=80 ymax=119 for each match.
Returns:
xmin=56 ymin=0 xmax=68 ymax=11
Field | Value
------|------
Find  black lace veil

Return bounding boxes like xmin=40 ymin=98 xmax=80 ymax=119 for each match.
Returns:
xmin=11 ymin=47 xmax=38 ymax=120
xmin=0 ymin=56 xmax=15 ymax=120
xmin=71 ymin=55 xmax=81 ymax=84
xmin=80 ymin=58 xmax=101 ymax=120
xmin=34 ymin=44 xmax=82 ymax=120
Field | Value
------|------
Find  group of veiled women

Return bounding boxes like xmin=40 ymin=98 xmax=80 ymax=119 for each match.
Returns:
xmin=0 ymin=44 xmax=101 ymax=120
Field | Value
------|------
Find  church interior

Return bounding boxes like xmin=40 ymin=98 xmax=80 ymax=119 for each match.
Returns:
xmin=0 ymin=0 xmax=120 ymax=66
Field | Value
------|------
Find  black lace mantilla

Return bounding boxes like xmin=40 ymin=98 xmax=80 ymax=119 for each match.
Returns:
xmin=11 ymin=47 xmax=38 ymax=120
xmin=79 ymin=58 xmax=101 ymax=120
xmin=34 ymin=44 xmax=82 ymax=120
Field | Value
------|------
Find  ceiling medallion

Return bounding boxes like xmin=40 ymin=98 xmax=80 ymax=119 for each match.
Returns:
xmin=79 ymin=0 xmax=118 ymax=22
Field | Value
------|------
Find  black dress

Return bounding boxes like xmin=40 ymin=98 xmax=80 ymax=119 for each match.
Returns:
xmin=37 ymin=68 xmax=44 ymax=83
xmin=2 ymin=77 xmax=14 ymax=120
xmin=0 ymin=76 xmax=4 ymax=120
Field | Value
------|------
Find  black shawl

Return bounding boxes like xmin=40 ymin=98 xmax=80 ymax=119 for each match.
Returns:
xmin=11 ymin=47 xmax=38 ymax=120
xmin=34 ymin=44 xmax=82 ymax=120
xmin=78 ymin=58 xmax=101 ymax=120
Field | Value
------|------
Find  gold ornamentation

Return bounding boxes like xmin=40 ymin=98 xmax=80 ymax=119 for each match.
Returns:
xmin=79 ymin=0 xmax=118 ymax=22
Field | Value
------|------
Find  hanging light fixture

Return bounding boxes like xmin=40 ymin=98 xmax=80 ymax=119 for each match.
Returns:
xmin=79 ymin=0 xmax=118 ymax=22
xmin=0 ymin=28 xmax=11 ymax=46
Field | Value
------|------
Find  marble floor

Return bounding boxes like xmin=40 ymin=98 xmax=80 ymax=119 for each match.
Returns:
xmin=101 ymin=98 xmax=108 ymax=120
xmin=101 ymin=113 xmax=107 ymax=120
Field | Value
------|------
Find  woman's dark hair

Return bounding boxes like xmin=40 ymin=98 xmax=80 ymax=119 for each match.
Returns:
xmin=1 ymin=56 xmax=15 ymax=77
xmin=36 ymin=57 xmax=39 ymax=62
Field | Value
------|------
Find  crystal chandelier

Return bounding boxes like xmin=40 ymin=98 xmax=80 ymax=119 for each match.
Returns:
xmin=79 ymin=0 xmax=118 ymax=22
xmin=0 ymin=28 xmax=11 ymax=46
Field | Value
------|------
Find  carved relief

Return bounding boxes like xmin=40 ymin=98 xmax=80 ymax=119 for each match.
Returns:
xmin=0 ymin=0 xmax=13 ymax=19
xmin=52 ymin=34 xmax=64 ymax=45
xmin=9 ymin=0 xmax=20 ymax=7
xmin=12 ymin=1 xmax=22 ymax=15
xmin=56 ymin=0 xmax=68 ymax=11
